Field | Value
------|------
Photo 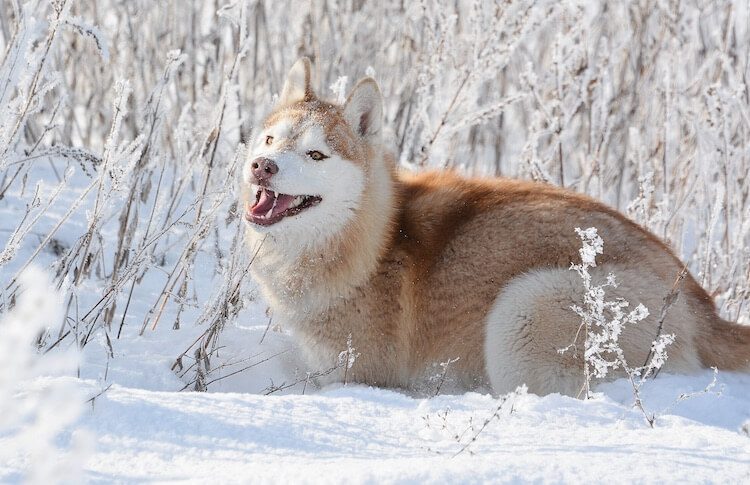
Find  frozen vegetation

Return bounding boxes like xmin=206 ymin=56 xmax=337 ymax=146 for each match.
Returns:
xmin=1 ymin=0 xmax=750 ymax=482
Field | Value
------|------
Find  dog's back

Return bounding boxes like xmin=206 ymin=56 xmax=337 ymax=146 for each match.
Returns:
xmin=392 ymin=171 xmax=747 ymax=394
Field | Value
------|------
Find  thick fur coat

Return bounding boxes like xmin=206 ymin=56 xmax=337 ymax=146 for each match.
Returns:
xmin=242 ymin=58 xmax=750 ymax=396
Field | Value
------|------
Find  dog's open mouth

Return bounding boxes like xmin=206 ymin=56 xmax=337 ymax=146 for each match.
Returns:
xmin=245 ymin=187 xmax=322 ymax=226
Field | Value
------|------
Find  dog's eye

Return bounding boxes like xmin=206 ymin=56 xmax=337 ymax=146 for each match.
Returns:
xmin=265 ymin=135 xmax=274 ymax=145
xmin=307 ymin=150 xmax=328 ymax=161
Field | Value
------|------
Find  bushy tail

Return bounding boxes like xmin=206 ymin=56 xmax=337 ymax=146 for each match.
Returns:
xmin=698 ymin=317 xmax=750 ymax=370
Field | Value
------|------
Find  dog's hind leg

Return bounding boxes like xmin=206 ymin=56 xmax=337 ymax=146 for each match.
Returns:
xmin=483 ymin=267 xmax=703 ymax=397
xmin=483 ymin=268 xmax=587 ymax=397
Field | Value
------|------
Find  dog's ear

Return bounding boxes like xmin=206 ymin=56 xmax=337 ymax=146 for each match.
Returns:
xmin=344 ymin=77 xmax=382 ymax=140
xmin=278 ymin=57 xmax=315 ymax=105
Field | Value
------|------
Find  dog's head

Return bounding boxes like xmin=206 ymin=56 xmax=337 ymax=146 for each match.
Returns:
xmin=242 ymin=58 xmax=388 ymax=250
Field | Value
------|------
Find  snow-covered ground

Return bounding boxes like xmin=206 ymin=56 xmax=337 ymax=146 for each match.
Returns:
xmin=81 ymin=377 xmax=750 ymax=483
xmin=5 ymin=371 xmax=750 ymax=483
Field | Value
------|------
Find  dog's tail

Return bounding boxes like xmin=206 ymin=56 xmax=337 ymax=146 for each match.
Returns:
xmin=698 ymin=316 xmax=750 ymax=370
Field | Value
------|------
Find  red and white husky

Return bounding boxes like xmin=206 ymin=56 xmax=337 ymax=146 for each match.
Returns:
xmin=242 ymin=58 xmax=750 ymax=396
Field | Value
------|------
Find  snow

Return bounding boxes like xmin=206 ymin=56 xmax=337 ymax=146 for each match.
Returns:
xmin=2 ymin=1 xmax=750 ymax=482
xmin=8 ymin=373 xmax=750 ymax=483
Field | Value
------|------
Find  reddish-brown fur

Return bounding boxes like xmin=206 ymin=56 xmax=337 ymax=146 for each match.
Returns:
xmin=244 ymin=58 xmax=750 ymax=396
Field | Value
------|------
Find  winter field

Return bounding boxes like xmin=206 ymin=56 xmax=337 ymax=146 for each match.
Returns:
xmin=2 ymin=0 xmax=750 ymax=482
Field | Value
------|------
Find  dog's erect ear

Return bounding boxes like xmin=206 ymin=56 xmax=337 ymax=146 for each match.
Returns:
xmin=278 ymin=57 xmax=315 ymax=105
xmin=343 ymin=77 xmax=382 ymax=140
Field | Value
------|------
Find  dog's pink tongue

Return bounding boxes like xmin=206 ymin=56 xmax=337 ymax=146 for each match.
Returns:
xmin=251 ymin=189 xmax=295 ymax=218
xmin=251 ymin=189 xmax=275 ymax=215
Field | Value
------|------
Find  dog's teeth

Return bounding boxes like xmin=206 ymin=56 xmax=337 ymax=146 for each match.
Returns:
xmin=294 ymin=196 xmax=303 ymax=207
xmin=266 ymin=194 xmax=278 ymax=218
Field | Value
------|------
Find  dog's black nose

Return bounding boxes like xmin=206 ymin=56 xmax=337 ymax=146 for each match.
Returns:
xmin=250 ymin=157 xmax=278 ymax=181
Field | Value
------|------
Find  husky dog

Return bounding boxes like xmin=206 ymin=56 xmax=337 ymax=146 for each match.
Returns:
xmin=242 ymin=58 xmax=750 ymax=396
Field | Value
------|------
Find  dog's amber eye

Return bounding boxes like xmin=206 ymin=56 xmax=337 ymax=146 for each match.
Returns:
xmin=307 ymin=150 xmax=328 ymax=161
xmin=265 ymin=135 xmax=273 ymax=145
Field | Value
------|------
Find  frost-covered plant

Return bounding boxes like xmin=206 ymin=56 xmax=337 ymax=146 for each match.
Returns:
xmin=429 ymin=357 xmax=461 ymax=397
xmin=337 ymin=333 xmax=360 ymax=386
xmin=421 ymin=385 xmax=526 ymax=457
xmin=0 ymin=267 xmax=90 ymax=483
xmin=562 ymin=227 xmax=676 ymax=427
xmin=565 ymin=227 xmax=652 ymax=396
